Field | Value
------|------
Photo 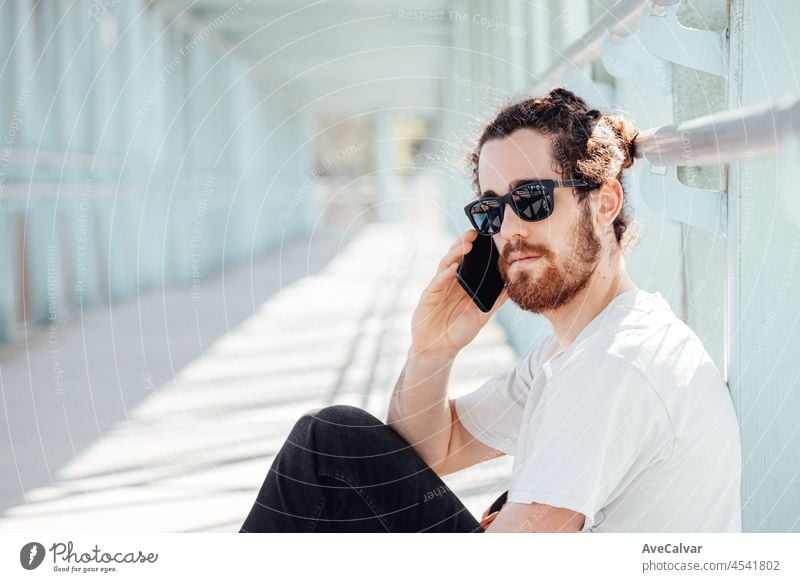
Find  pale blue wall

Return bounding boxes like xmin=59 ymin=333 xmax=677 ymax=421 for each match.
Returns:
xmin=727 ymin=0 xmax=800 ymax=533
xmin=0 ymin=0 xmax=316 ymax=344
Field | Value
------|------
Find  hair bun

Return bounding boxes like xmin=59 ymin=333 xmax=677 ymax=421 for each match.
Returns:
xmin=603 ymin=114 xmax=638 ymax=169
xmin=584 ymin=109 xmax=602 ymax=121
xmin=547 ymin=88 xmax=589 ymax=111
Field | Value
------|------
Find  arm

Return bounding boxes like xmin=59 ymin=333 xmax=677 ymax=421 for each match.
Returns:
xmin=484 ymin=502 xmax=585 ymax=532
xmin=386 ymin=349 xmax=505 ymax=477
xmin=386 ymin=228 xmax=508 ymax=477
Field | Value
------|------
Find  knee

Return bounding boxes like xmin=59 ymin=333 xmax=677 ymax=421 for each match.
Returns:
xmin=286 ymin=405 xmax=392 ymax=457
xmin=288 ymin=405 xmax=387 ymax=447
xmin=303 ymin=405 xmax=418 ymax=461
xmin=302 ymin=404 xmax=382 ymax=429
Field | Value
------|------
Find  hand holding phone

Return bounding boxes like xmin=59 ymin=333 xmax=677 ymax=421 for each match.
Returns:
xmin=455 ymin=230 xmax=505 ymax=313
xmin=410 ymin=229 xmax=509 ymax=359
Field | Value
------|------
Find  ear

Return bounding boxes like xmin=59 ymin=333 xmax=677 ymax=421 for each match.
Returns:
xmin=595 ymin=179 xmax=623 ymax=233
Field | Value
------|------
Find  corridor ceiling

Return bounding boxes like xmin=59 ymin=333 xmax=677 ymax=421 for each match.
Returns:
xmin=165 ymin=0 xmax=457 ymax=116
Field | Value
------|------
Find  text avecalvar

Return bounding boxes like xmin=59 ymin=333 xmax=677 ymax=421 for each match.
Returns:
xmin=642 ymin=543 xmax=702 ymax=554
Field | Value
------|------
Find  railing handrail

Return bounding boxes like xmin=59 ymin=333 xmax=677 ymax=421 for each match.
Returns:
xmin=529 ymin=0 xmax=800 ymax=166
xmin=535 ymin=0 xmax=651 ymax=92
xmin=634 ymin=94 xmax=800 ymax=166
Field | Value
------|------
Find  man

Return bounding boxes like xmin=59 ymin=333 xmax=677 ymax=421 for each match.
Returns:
xmin=239 ymin=88 xmax=742 ymax=533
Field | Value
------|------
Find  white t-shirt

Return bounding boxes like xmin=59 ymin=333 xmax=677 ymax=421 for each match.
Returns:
xmin=454 ymin=288 xmax=742 ymax=532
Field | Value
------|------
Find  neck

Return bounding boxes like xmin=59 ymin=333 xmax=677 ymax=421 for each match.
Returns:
xmin=543 ymin=251 xmax=636 ymax=351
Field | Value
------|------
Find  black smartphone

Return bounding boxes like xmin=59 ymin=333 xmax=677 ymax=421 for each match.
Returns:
xmin=488 ymin=490 xmax=508 ymax=514
xmin=455 ymin=231 xmax=505 ymax=313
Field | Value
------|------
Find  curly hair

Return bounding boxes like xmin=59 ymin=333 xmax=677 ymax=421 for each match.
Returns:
xmin=467 ymin=87 xmax=639 ymax=249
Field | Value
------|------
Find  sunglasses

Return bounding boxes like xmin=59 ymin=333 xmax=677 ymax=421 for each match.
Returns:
xmin=463 ymin=179 xmax=588 ymax=235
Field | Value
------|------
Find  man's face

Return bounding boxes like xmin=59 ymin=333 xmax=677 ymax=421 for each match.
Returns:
xmin=477 ymin=128 xmax=602 ymax=313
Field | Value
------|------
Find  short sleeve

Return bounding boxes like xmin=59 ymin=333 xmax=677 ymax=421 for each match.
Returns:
xmin=507 ymin=350 xmax=674 ymax=530
xmin=452 ymin=345 xmax=539 ymax=455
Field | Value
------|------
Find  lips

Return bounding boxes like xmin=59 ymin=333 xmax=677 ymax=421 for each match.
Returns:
xmin=510 ymin=254 xmax=541 ymax=264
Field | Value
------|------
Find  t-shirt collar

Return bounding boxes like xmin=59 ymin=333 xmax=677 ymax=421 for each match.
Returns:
xmin=540 ymin=287 xmax=652 ymax=381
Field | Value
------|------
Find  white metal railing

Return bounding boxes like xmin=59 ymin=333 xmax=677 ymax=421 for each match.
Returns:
xmin=634 ymin=94 xmax=800 ymax=166
xmin=531 ymin=0 xmax=800 ymax=166
xmin=534 ymin=0 xmax=654 ymax=92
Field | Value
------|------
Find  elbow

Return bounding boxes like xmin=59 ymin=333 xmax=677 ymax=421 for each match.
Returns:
xmin=424 ymin=436 xmax=457 ymax=478
xmin=400 ymin=432 xmax=454 ymax=478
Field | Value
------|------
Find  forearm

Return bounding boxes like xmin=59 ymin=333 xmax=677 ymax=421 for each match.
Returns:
xmin=386 ymin=348 xmax=457 ymax=468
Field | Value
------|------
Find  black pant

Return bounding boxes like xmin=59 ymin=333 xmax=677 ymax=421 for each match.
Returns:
xmin=239 ymin=404 xmax=485 ymax=532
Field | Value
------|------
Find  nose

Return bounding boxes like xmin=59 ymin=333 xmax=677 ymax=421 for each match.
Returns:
xmin=498 ymin=199 xmax=530 ymax=241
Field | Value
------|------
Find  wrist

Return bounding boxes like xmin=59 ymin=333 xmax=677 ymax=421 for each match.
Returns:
xmin=408 ymin=346 xmax=458 ymax=364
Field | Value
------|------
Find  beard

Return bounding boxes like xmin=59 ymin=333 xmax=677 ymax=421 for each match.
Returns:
xmin=498 ymin=201 xmax=602 ymax=313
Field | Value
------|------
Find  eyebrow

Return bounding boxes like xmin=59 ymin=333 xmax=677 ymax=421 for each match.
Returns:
xmin=480 ymin=178 xmax=542 ymax=198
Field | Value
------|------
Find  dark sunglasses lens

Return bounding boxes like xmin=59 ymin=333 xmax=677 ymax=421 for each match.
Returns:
xmin=514 ymin=185 xmax=551 ymax=221
xmin=468 ymin=200 xmax=502 ymax=234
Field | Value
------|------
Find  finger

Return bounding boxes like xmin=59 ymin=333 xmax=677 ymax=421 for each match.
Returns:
xmin=446 ymin=230 xmax=477 ymax=254
xmin=480 ymin=512 xmax=499 ymax=528
xmin=444 ymin=229 xmax=477 ymax=257
xmin=437 ymin=242 xmax=472 ymax=274
xmin=437 ymin=233 xmax=477 ymax=273
xmin=459 ymin=228 xmax=478 ymax=243
xmin=438 ymin=228 xmax=475 ymax=258
xmin=426 ymin=262 xmax=460 ymax=295
xmin=457 ymin=228 xmax=478 ymax=250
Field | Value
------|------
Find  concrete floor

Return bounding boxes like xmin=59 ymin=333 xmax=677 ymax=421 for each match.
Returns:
xmin=0 ymin=177 xmax=514 ymax=532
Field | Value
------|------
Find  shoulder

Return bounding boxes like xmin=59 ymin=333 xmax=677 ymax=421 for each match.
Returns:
xmin=560 ymin=347 xmax=662 ymax=394
xmin=557 ymin=348 xmax=676 ymax=435
xmin=580 ymin=291 xmax=716 ymax=382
